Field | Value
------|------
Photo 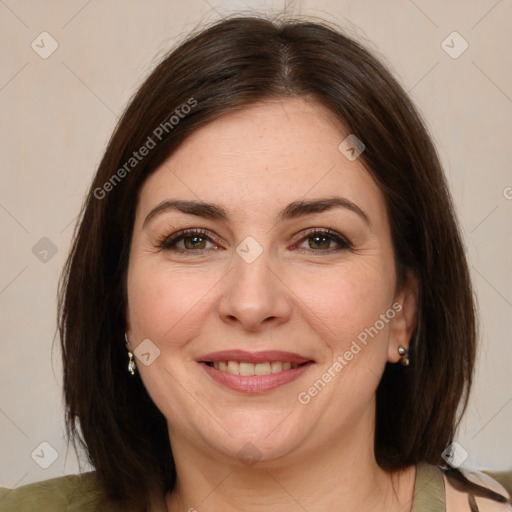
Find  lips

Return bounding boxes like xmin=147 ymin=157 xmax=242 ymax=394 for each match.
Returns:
xmin=198 ymin=350 xmax=314 ymax=394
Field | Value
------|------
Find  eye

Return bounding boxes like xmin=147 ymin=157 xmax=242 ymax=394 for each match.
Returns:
xmin=293 ymin=228 xmax=352 ymax=253
xmin=157 ymin=228 xmax=219 ymax=252
xmin=157 ymin=227 xmax=352 ymax=255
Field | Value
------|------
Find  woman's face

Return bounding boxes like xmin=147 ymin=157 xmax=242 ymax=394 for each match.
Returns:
xmin=126 ymin=97 xmax=417 ymax=466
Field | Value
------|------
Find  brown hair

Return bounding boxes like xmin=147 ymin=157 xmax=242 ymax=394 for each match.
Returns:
xmin=59 ymin=14 xmax=481 ymax=510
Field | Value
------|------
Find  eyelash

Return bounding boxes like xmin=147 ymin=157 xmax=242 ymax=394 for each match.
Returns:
xmin=156 ymin=227 xmax=353 ymax=255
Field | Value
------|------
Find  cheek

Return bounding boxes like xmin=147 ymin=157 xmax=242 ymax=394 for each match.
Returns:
xmin=127 ymin=260 xmax=216 ymax=342
xmin=295 ymin=261 xmax=395 ymax=347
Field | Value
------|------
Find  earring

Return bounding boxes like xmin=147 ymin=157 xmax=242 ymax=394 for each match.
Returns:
xmin=398 ymin=345 xmax=410 ymax=366
xmin=125 ymin=333 xmax=136 ymax=375
xmin=127 ymin=351 xmax=136 ymax=375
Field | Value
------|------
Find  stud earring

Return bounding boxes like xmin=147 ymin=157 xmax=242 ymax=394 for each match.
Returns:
xmin=398 ymin=345 xmax=410 ymax=366
xmin=125 ymin=333 xmax=136 ymax=375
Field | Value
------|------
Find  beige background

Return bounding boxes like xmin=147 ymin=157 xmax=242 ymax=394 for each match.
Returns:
xmin=0 ymin=0 xmax=511 ymax=489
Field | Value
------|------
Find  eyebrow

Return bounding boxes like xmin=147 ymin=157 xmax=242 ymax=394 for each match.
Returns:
xmin=142 ymin=196 xmax=371 ymax=229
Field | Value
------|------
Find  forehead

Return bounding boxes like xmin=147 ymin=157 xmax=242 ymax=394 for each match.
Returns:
xmin=136 ymin=97 xmax=388 ymax=228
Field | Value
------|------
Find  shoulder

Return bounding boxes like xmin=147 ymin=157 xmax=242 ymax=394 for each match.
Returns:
xmin=0 ymin=472 xmax=120 ymax=512
xmin=443 ymin=467 xmax=512 ymax=512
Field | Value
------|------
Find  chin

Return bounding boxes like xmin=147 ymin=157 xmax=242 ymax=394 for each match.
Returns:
xmin=198 ymin=411 xmax=311 ymax=467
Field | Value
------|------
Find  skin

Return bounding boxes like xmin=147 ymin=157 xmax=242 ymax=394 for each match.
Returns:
xmin=126 ymin=96 xmax=420 ymax=512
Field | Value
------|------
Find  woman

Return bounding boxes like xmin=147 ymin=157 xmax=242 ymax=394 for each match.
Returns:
xmin=1 ymin=14 xmax=510 ymax=512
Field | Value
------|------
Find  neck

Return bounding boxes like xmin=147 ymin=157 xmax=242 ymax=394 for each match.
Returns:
xmin=165 ymin=409 xmax=416 ymax=512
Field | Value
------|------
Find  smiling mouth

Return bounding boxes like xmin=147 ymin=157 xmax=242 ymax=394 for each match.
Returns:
xmin=205 ymin=360 xmax=306 ymax=376
xmin=198 ymin=350 xmax=314 ymax=393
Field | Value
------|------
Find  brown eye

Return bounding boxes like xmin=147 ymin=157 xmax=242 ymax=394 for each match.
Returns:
xmin=308 ymin=234 xmax=331 ymax=250
xmin=182 ymin=235 xmax=207 ymax=250
xmin=158 ymin=229 xmax=218 ymax=252
xmin=295 ymin=229 xmax=352 ymax=253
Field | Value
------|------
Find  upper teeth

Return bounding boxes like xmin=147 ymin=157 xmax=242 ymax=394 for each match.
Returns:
xmin=211 ymin=361 xmax=299 ymax=376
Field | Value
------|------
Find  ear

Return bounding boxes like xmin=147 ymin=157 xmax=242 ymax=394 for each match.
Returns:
xmin=387 ymin=268 xmax=419 ymax=363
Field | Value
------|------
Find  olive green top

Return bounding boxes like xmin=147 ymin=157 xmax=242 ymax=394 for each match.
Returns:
xmin=412 ymin=462 xmax=446 ymax=511
xmin=0 ymin=463 xmax=510 ymax=511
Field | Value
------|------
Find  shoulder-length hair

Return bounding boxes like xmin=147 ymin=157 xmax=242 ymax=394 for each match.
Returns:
xmin=58 ymin=14 xmax=476 ymax=510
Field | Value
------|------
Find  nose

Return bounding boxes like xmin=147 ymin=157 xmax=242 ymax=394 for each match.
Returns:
xmin=217 ymin=246 xmax=293 ymax=332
